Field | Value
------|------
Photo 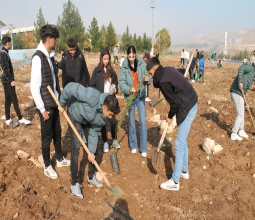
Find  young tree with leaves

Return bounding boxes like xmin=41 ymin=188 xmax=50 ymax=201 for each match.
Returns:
xmin=34 ymin=7 xmax=47 ymax=44
xmin=155 ymin=28 xmax=171 ymax=55
xmin=57 ymin=0 xmax=85 ymax=51
xmin=87 ymin=17 xmax=101 ymax=52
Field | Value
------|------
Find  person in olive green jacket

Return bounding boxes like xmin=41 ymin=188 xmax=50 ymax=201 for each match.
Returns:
xmin=230 ymin=64 xmax=255 ymax=141
xmin=119 ymin=46 xmax=152 ymax=158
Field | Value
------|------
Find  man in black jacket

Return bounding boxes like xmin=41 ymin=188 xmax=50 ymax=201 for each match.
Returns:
xmin=58 ymin=38 xmax=90 ymax=88
xmin=0 ymin=36 xmax=30 ymax=126
xmin=147 ymin=57 xmax=198 ymax=191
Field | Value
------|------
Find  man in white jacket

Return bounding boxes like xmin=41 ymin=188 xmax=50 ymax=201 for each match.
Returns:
xmin=30 ymin=25 xmax=70 ymax=180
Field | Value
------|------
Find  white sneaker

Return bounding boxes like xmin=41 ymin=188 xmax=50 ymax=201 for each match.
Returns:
xmin=181 ymin=172 xmax=189 ymax=179
xmin=19 ymin=117 xmax=30 ymax=125
xmin=103 ymin=142 xmax=109 ymax=153
xmin=191 ymin=80 xmax=195 ymax=82
xmin=238 ymin=130 xmax=248 ymax=138
xmin=231 ymin=133 xmax=242 ymax=141
xmin=145 ymin=97 xmax=151 ymax=102
xmin=131 ymin=149 xmax=137 ymax=154
xmin=44 ymin=165 xmax=58 ymax=179
xmin=5 ymin=119 xmax=12 ymax=125
xmin=56 ymin=157 xmax=70 ymax=167
xmin=160 ymin=178 xmax=179 ymax=191
xmin=141 ymin=152 xmax=147 ymax=158
xmin=112 ymin=139 xmax=120 ymax=149
xmin=70 ymin=183 xmax=83 ymax=198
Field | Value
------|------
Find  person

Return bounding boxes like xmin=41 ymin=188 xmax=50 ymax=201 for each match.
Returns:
xmin=119 ymin=46 xmax=151 ymax=158
xmin=188 ymin=58 xmax=196 ymax=82
xmin=143 ymin=50 xmax=151 ymax=101
xmin=155 ymin=50 xmax=159 ymax=59
xmin=210 ymin=52 xmax=216 ymax=68
xmin=251 ymin=50 xmax=255 ymax=65
xmin=243 ymin=57 xmax=247 ymax=65
xmin=90 ymin=48 xmax=119 ymax=153
xmin=58 ymin=82 xmax=120 ymax=198
xmin=58 ymin=38 xmax=90 ymax=88
xmin=146 ymin=57 xmax=198 ymax=191
xmin=184 ymin=50 xmax=189 ymax=68
xmin=30 ymin=25 xmax=70 ymax=180
xmin=230 ymin=64 xmax=255 ymax=141
xmin=199 ymin=54 xmax=205 ymax=83
xmin=0 ymin=36 xmax=31 ymax=126
xmin=180 ymin=49 xmax=185 ymax=66
xmin=113 ymin=45 xmax=119 ymax=65
xmin=217 ymin=60 xmax=223 ymax=68
xmin=195 ymin=49 xmax=200 ymax=60
xmin=120 ymin=55 xmax=125 ymax=68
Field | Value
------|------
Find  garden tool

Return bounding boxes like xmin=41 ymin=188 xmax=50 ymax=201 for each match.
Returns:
xmin=240 ymin=87 xmax=255 ymax=130
xmin=47 ymin=86 xmax=124 ymax=196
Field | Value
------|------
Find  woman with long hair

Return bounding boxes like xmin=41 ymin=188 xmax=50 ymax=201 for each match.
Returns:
xmin=90 ymin=48 xmax=119 ymax=152
xmin=119 ymin=46 xmax=151 ymax=157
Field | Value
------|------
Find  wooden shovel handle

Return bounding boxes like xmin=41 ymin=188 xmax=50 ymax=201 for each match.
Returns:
xmin=47 ymin=86 xmax=111 ymax=187
xmin=157 ymin=124 xmax=168 ymax=152
xmin=240 ymin=87 xmax=255 ymax=129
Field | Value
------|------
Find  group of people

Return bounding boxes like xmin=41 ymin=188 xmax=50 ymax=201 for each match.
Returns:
xmin=9 ymin=23 xmax=255 ymax=199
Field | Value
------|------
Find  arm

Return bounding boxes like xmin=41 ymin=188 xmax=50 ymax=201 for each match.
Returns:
xmin=80 ymin=54 xmax=90 ymax=87
xmin=119 ymin=68 xmax=133 ymax=95
xmin=89 ymin=68 xmax=97 ymax=88
xmin=160 ymin=82 xmax=181 ymax=119
xmin=30 ymin=56 xmax=46 ymax=113
xmin=1 ymin=52 xmax=14 ymax=82
xmin=87 ymin=125 xmax=102 ymax=154
xmin=112 ymin=70 xmax=119 ymax=94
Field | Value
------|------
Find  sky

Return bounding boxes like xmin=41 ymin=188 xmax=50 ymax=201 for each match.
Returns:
xmin=1 ymin=0 xmax=255 ymax=45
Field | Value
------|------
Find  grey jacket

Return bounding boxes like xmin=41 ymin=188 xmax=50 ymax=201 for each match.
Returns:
xmin=59 ymin=82 xmax=109 ymax=154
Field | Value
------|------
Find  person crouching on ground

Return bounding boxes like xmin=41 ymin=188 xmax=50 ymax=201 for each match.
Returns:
xmin=146 ymin=57 xmax=198 ymax=191
xmin=230 ymin=64 xmax=255 ymax=141
xmin=90 ymin=48 xmax=119 ymax=153
xmin=59 ymin=82 xmax=120 ymax=198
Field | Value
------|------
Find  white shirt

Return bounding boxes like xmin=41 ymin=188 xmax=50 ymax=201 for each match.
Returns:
xmin=30 ymin=41 xmax=59 ymax=113
xmin=120 ymin=57 xmax=125 ymax=67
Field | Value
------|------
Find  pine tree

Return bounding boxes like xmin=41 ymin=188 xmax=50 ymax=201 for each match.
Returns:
xmin=98 ymin=25 xmax=106 ymax=50
xmin=105 ymin=21 xmax=117 ymax=52
xmin=87 ymin=17 xmax=101 ymax=52
xmin=34 ymin=7 xmax=47 ymax=43
xmin=57 ymin=0 xmax=85 ymax=51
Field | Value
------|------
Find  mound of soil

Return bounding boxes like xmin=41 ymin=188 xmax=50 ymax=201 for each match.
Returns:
xmin=0 ymin=53 xmax=255 ymax=219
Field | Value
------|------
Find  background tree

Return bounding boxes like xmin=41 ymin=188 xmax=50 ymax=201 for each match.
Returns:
xmin=136 ymin=36 xmax=143 ymax=52
xmin=121 ymin=26 xmax=132 ymax=52
xmin=142 ymin=33 xmax=152 ymax=51
xmin=34 ymin=7 xmax=47 ymax=43
xmin=57 ymin=0 xmax=85 ymax=51
xmin=3 ymin=32 xmax=25 ymax=49
xmin=98 ymin=25 xmax=106 ymax=50
xmin=155 ymin=28 xmax=171 ymax=55
xmin=87 ymin=17 xmax=101 ymax=52
xmin=105 ymin=21 xmax=117 ymax=52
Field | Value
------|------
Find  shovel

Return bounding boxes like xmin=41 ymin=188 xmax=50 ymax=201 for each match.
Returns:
xmin=152 ymin=124 xmax=168 ymax=167
xmin=240 ymin=87 xmax=255 ymax=130
xmin=10 ymin=119 xmax=20 ymax=129
xmin=47 ymin=86 xmax=124 ymax=196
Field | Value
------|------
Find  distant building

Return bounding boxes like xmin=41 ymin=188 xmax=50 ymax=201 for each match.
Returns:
xmin=229 ymin=38 xmax=242 ymax=44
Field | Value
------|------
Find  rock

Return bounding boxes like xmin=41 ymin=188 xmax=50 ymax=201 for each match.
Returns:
xmin=158 ymin=116 xmax=177 ymax=134
xmin=149 ymin=114 xmax=160 ymax=123
xmin=13 ymin=213 xmax=19 ymax=219
xmin=28 ymin=157 xmax=43 ymax=168
xmin=17 ymin=150 xmax=30 ymax=159
xmin=38 ymin=155 xmax=44 ymax=167
xmin=1 ymin=115 xmax=5 ymax=120
xmin=207 ymin=100 xmax=211 ymax=105
xmin=202 ymin=138 xmax=215 ymax=154
xmin=212 ymin=144 xmax=223 ymax=154
xmin=252 ymin=174 xmax=255 ymax=178
xmin=208 ymin=107 xmax=218 ymax=114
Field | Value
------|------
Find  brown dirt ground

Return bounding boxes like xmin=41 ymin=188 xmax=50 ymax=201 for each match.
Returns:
xmin=0 ymin=53 xmax=255 ymax=220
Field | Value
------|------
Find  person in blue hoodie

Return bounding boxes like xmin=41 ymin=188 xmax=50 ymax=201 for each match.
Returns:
xmin=59 ymin=82 xmax=120 ymax=198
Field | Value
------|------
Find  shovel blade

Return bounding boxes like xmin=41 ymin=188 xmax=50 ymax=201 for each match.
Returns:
xmin=109 ymin=185 xmax=125 ymax=197
xmin=152 ymin=150 xmax=165 ymax=168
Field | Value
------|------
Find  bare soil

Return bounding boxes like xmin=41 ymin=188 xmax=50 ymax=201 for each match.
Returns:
xmin=0 ymin=53 xmax=255 ymax=220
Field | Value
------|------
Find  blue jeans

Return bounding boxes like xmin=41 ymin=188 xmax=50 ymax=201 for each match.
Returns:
xmin=172 ymin=104 xmax=197 ymax=182
xmin=128 ymin=95 xmax=147 ymax=153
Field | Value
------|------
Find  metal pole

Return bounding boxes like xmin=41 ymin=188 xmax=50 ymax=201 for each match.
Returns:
xmin=9 ymin=24 xmax=13 ymax=50
xmin=150 ymin=0 xmax=155 ymax=54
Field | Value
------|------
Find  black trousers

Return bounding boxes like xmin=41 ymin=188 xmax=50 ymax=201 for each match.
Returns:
xmin=38 ymin=107 xmax=63 ymax=167
xmin=101 ymin=114 xmax=117 ymax=142
xmin=3 ymin=83 xmax=22 ymax=120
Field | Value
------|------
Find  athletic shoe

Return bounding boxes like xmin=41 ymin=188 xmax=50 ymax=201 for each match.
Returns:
xmin=190 ymin=80 xmax=195 ymax=83
xmin=131 ymin=149 xmax=137 ymax=154
xmin=238 ymin=130 xmax=248 ymax=138
xmin=160 ymin=178 xmax=179 ymax=191
xmin=103 ymin=142 xmax=109 ymax=153
xmin=44 ymin=165 xmax=58 ymax=179
xmin=5 ymin=119 xmax=12 ymax=126
xmin=112 ymin=139 xmax=120 ymax=149
xmin=70 ymin=183 xmax=83 ymax=198
xmin=141 ymin=152 xmax=147 ymax=158
xmin=231 ymin=133 xmax=242 ymax=141
xmin=145 ymin=97 xmax=151 ymax=102
xmin=87 ymin=175 xmax=103 ymax=187
xmin=56 ymin=157 xmax=70 ymax=167
xmin=181 ymin=171 xmax=189 ymax=179
xmin=19 ymin=117 xmax=30 ymax=125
